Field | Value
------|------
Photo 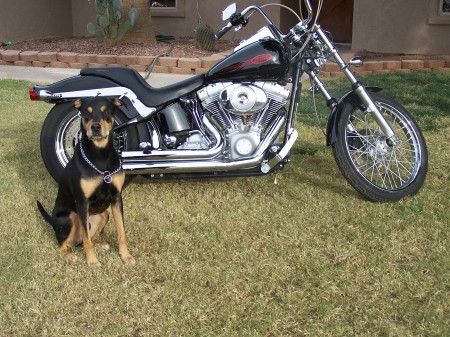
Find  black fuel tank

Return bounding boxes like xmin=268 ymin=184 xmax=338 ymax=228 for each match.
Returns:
xmin=206 ymin=38 xmax=290 ymax=82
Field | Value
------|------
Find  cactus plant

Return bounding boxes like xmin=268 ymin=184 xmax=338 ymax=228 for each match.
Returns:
xmin=195 ymin=24 xmax=216 ymax=52
xmin=87 ymin=0 xmax=139 ymax=46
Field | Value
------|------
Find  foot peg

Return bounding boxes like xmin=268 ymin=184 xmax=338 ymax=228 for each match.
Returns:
xmin=261 ymin=129 xmax=298 ymax=173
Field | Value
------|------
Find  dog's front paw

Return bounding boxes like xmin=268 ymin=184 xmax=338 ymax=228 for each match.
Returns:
xmin=93 ymin=238 xmax=110 ymax=251
xmin=64 ymin=252 xmax=78 ymax=265
xmin=121 ymin=254 xmax=136 ymax=265
xmin=87 ymin=258 xmax=102 ymax=267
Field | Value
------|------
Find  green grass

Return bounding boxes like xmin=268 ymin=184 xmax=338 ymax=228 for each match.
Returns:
xmin=0 ymin=71 xmax=449 ymax=336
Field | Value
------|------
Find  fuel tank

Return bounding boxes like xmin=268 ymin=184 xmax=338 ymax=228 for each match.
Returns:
xmin=206 ymin=38 xmax=291 ymax=83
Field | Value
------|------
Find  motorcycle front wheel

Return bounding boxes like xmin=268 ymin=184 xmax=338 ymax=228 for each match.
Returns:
xmin=332 ymin=92 xmax=428 ymax=202
xmin=40 ymin=101 xmax=140 ymax=182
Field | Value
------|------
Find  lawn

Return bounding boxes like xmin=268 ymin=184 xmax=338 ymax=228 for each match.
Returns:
xmin=0 ymin=71 xmax=448 ymax=336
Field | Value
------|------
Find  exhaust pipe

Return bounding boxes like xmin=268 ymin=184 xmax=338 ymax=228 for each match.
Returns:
xmin=123 ymin=115 xmax=288 ymax=175
xmin=121 ymin=117 xmax=223 ymax=161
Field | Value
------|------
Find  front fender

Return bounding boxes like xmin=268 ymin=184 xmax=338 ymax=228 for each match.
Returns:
xmin=326 ymin=86 xmax=382 ymax=146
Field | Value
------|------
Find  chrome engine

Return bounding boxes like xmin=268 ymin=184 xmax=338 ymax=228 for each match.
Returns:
xmin=197 ymin=82 xmax=290 ymax=159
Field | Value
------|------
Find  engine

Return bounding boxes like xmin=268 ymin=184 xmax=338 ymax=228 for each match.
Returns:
xmin=197 ymin=82 xmax=290 ymax=159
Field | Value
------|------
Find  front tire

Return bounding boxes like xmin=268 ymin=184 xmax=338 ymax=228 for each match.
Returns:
xmin=40 ymin=102 xmax=140 ymax=182
xmin=332 ymin=93 xmax=428 ymax=202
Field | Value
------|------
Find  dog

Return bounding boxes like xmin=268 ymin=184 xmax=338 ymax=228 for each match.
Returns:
xmin=37 ymin=97 xmax=135 ymax=266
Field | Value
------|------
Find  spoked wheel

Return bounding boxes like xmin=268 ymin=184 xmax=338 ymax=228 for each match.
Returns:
xmin=332 ymin=92 xmax=428 ymax=202
xmin=40 ymin=102 xmax=139 ymax=182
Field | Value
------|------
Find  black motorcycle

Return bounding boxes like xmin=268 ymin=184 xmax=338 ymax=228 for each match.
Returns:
xmin=29 ymin=0 xmax=428 ymax=202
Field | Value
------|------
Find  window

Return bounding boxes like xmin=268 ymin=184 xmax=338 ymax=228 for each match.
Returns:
xmin=428 ymin=0 xmax=450 ymax=24
xmin=150 ymin=0 xmax=185 ymax=17
xmin=151 ymin=1 xmax=176 ymax=7
xmin=442 ymin=0 xmax=450 ymax=13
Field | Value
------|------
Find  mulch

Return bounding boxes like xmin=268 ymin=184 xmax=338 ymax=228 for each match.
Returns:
xmin=2 ymin=36 xmax=237 ymax=58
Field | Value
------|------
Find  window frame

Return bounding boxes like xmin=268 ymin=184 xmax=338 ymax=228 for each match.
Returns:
xmin=428 ymin=0 xmax=450 ymax=24
xmin=150 ymin=0 xmax=185 ymax=18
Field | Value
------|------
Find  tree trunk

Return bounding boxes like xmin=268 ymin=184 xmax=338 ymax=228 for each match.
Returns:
xmin=121 ymin=0 xmax=156 ymax=45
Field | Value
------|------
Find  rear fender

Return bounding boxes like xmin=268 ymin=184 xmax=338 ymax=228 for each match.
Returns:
xmin=33 ymin=75 xmax=150 ymax=142
xmin=32 ymin=75 xmax=155 ymax=119
xmin=33 ymin=75 xmax=118 ymax=101
xmin=326 ymin=86 xmax=382 ymax=146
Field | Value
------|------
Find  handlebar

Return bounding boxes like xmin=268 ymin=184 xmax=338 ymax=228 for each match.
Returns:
xmin=215 ymin=22 xmax=233 ymax=39
xmin=215 ymin=5 xmax=284 ymax=40
xmin=215 ymin=0 xmax=315 ymax=40
xmin=304 ymin=0 xmax=313 ymax=25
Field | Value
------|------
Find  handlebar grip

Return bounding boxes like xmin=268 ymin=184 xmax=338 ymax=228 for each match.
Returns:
xmin=215 ymin=23 xmax=232 ymax=39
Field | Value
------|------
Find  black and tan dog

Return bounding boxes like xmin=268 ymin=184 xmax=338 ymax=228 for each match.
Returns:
xmin=37 ymin=97 xmax=135 ymax=266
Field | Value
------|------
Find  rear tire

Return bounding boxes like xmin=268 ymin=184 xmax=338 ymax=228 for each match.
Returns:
xmin=40 ymin=102 xmax=140 ymax=182
xmin=332 ymin=92 xmax=428 ymax=202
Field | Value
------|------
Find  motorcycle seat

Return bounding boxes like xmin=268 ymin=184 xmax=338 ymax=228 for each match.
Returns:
xmin=80 ymin=67 xmax=205 ymax=107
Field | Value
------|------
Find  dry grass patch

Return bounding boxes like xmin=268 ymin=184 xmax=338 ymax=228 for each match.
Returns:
xmin=0 ymin=72 xmax=448 ymax=336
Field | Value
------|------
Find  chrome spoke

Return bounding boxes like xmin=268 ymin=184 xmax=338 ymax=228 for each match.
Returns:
xmin=345 ymin=102 xmax=421 ymax=191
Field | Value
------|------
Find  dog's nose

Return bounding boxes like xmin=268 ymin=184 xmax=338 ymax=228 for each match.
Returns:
xmin=91 ymin=123 xmax=101 ymax=133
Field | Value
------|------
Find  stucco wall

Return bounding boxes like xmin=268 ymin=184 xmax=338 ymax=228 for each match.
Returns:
xmin=352 ymin=0 xmax=450 ymax=55
xmin=71 ymin=0 xmax=95 ymax=38
xmin=4 ymin=0 xmax=448 ymax=56
xmin=0 ymin=0 xmax=72 ymax=42
xmin=70 ymin=0 xmax=287 ymax=41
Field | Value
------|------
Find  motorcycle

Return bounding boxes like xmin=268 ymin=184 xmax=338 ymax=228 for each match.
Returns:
xmin=29 ymin=0 xmax=428 ymax=202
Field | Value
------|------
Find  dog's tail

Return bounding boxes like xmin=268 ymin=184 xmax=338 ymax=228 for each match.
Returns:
xmin=36 ymin=200 xmax=53 ymax=225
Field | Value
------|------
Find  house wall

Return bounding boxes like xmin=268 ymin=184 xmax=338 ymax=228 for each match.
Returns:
xmin=3 ymin=0 xmax=449 ymax=56
xmin=352 ymin=0 xmax=450 ymax=55
xmin=151 ymin=0 xmax=284 ymax=41
xmin=0 ymin=0 xmax=72 ymax=42
xmin=72 ymin=0 xmax=94 ymax=38
xmin=70 ymin=0 xmax=287 ymax=42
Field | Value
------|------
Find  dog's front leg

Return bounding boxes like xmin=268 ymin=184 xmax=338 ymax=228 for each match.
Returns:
xmin=111 ymin=196 xmax=135 ymax=265
xmin=78 ymin=201 xmax=101 ymax=267
xmin=89 ymin=212 xmax=110 ymax=251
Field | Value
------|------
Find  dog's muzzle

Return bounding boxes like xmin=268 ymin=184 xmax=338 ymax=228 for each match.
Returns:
xmin=88 ymin=123 xmax=108 ymax=140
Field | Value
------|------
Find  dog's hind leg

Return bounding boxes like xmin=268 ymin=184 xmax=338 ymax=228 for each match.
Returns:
xmin=59 ymin=212 xmax=81 ymax=264
xmin=111 ymin=199 xmax=135 ymax=265
xmin=89 ymin=211 xmax=110 ymax=251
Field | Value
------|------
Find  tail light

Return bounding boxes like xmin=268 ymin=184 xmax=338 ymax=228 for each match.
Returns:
xmin=29 ymin=87 xmax=40 ymax=101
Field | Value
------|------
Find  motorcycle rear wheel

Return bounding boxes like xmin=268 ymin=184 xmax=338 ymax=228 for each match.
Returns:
xmin=332 ymin=92 xmax=428 ymax=202
xmin=40 ymin=101 xmax=140 ymax=182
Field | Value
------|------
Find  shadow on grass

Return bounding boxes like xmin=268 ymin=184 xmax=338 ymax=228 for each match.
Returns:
xmin=293 ymin=151 xmax=362 ymax=200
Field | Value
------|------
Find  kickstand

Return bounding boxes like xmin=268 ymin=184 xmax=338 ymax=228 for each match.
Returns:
xmin=273 ymin=172 xmax=280 ymax=185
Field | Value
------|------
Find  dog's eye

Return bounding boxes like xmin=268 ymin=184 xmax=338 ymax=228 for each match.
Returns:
xmin=104 ymin=116 xmax=112 ymax=123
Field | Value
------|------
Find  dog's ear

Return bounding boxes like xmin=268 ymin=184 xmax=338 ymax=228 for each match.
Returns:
xmin=73 ymin=99 xmax=83 ymax=109
xmin=112 ymin=98 xmax=123 ymax=107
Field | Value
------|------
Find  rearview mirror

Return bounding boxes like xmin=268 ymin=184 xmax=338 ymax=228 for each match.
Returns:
xmin=222 ymin=3 xmax=237 ymax=21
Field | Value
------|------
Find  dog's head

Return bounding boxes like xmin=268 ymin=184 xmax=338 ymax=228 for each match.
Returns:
xmin=74 ymin=97 xmax=122 ymax=148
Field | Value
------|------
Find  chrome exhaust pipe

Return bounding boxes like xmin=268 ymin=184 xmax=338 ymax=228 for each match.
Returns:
xmin=123 ymin=115 xmax=287 ymax=175
xmin=121 ymin=116 xmax=223 ymax=161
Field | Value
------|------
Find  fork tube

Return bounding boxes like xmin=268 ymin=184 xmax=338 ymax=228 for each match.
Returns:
xmin=285 ymin=64 xmax=302 ymax=144
xmin=313 ymin=24 xmax=396 ymax=140
xmin=307 ymin=70 xmax=334 ymax=104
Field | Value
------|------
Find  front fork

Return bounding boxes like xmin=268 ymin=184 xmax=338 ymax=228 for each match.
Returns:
xmin=312 ymin=25 xmax=397 ymax=142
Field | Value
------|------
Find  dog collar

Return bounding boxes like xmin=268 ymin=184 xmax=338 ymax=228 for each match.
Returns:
xmin=78 ymin=140 xmax=122 ymax=184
